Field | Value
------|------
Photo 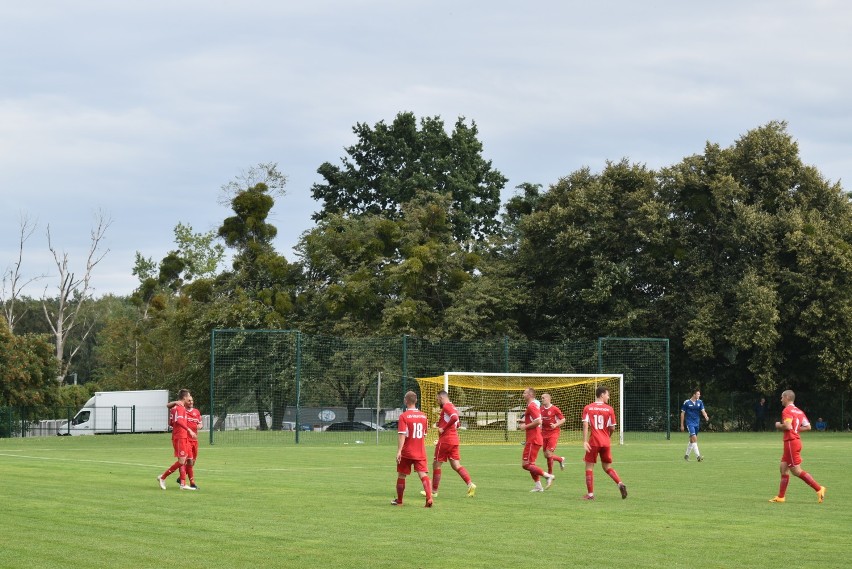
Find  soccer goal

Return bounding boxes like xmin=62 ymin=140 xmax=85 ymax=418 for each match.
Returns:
xmin=416 ymin=372 xmax=624 ymax=446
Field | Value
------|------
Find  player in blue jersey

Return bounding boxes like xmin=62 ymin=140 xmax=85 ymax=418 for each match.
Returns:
xmin=680 ymin=389 xmax=710 ymax=461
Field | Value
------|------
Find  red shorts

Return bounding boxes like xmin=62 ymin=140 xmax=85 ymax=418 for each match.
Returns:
xmin=172 ymin=438 xmax=190 ymax=458
xmin=434 ymin=439 xmax=460 ymax=462
xmin=781 ymin=438 xmax=803 ymax=466
xmin=188 ymin=439 xmax=199 ymax=460
xmin=542 ymin=431 xmax=560 ymax=452
xmin=397 ymin=457 xmax=429 ymax=476
xmin=522 ymin=442 xmax=542 ymax=463
xmin=583 ymin=445 xmax=613 ymax=464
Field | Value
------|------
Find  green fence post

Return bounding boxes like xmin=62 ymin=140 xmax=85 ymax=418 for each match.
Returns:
xmin=295 ymin=330 xmax=302 ymax=445
xmin=665 ymin=338 xmax=671 ymax=440
xmin=209 ymin=329 xmax=216 ymax=446
xmin=132 ymin=405 xmax=136 ymax=433
xmin=402 ymin=334 xmax=408 ymax=394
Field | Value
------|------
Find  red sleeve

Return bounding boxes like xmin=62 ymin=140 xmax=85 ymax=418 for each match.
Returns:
xmin=443 ymin=403 xmax=459 ymax=428
xmin=171 ymin=407 xmax=189 ymax=431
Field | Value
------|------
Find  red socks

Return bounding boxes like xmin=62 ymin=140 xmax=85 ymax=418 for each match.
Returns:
xmin=421 ymin=476 xmax=432 ymax=501
xmin=778 ymin=474 xmax=790 ymax=498
xmin=162 ymin=461 xmax=180 ymax=480
xmin=585 ymin=470 xmax=594 ymax=494
xmin=523 ymin=463 xmax=544 ymax=481
xmin=396 ymin=478 xmax=406 ymax=502
xmin=456 ymin=466 xmax=471 ymax=485
xmin=798 ymin=471 xmax=821 ymax=491
xmin=605 ymin=468 xmax=621 ymax=484
xmin=432 ymin=468 xmax=442 ymax=491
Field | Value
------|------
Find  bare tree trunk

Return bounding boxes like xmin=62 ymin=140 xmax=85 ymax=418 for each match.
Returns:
xmin=42 ymin=212 xmax=111 ymax=382
xmin=1 ymin=213 xmax=42 ymax=332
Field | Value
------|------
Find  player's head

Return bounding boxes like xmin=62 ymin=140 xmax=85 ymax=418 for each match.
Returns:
xmin=404 ymin=390 xmax=418 ymax=407
xmin=523 ymin=387 xmax=535 ymax=401
xmin=541 ymin=393 xmax=552 ymax=406
xmin=186 ymin=395 xmax=194 ymax=409
xmin=178 ymin=389 xmax=192 ymax=403
xmin=595 ymin=386 xmax=609 ymax=402
xmin=781 ymin=389 xmax=795 ymax=405
xmin=437 ymin=390 xmax=449 ymax=404
xmin=692 ymin=388 xmax=701 ymax=399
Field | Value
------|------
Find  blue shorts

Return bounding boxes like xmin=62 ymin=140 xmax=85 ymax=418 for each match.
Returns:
xmin=686 ymin=423 xmax=700 ymax=437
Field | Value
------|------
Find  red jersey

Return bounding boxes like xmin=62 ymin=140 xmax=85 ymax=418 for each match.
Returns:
xmin=582 ymin=401 xmax=616 ymax=448
xmin=398 ymin=408 xmax=428 ymax=461
xmin=437 ymin=401 xmax=461 ymax=444
xmin=169 ymin=405 xmax=191 ymax=440
xmin=185 ymin=407 xmax=202 ymax=436
xmin=541 ymin=404 xmax=564 ymax=432
xmin=523 ymin=400 xmax=543 ymax=445
xmin=781 ymin=404 xmax=810 ymax=442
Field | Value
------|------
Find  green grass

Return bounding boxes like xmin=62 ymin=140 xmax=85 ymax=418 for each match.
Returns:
xmin=0 ymin=432 xmax=848 ymax=569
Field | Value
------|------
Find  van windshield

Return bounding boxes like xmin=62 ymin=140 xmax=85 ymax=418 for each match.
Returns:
xmin=72 ymin=411 xmax=91 ymax=426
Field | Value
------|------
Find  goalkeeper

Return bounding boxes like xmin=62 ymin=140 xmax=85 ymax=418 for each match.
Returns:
xmin=422 ymin=390 xmax=477 ymax=498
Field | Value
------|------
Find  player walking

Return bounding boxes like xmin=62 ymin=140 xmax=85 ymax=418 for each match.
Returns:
xmin=392 ymin=391 xmax=433 ymax=507
xmin=166 ymin=395 xmax=203 ymax=489
xmin=540 ymin=392 xmax=566 ymax=475
xmin=680 ymin=389 xmax=709 ymax=461
xmin=422 ymin=390 xmax=476 ymax=498
xmin=520 ymin=387 xmax=555 ymax=492
xmin=769 ymin=390 xmax=826 ymax=504
xmin=157 ymin=389 xmax=197 ymax=490
xmin=581 ymin=386 xmax=627 ymax=500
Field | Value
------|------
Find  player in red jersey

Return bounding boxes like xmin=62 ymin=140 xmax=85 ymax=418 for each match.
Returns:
xmin=423 ymin=390 xmax=476 ymax=498
xmin=157 ymin=389 xmax=197 ymax=490
xmin=393 ymin=391 xmax=433 ymax=507
xmin=769 ymin=390 xmax=826 ymax=504
xmin=540 ymin=393 xmax=566 ymax=475
xmin=519 ymin=387 xmax=555 ymax=492
xmin=581 ymin=386 xmax=627 ymax=500
xmin=165 ymin=394 xmax=203 ymax=489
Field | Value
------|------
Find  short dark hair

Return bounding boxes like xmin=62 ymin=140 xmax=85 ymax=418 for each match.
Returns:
xmin=595 ymin=386 xmax=609 ymax=398
xmin=404 ymin=391 xmax=418 ymax=406
xmin=437 ymin=390 xmax=448 ymax=398
xmin=178 ymin=389 xmax=191 ymax=400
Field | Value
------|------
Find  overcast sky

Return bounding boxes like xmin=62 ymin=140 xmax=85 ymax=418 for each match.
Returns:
xmin=2 ymin=1 xmax=851 ymax=298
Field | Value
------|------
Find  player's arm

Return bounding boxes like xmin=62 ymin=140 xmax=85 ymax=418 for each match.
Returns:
xmin=679 ymin=410 xmax=685 ymax=431
xmin=553 ymin=412 xmax=566 ymax=429
xmin=396 ymin=432 xmax=405 ymax=463
xmin=776 ymin=418 xmax=792 ymax=431
xmin=582 ymin=418 xmax=591 ymax=452
xmin=702 ymin=409 xmax=710 ymax=422
xmin=166 ymin=400 xmax=185 ymax=409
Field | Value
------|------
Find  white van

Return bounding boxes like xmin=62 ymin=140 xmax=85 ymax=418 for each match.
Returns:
xmin=59 ymin=390 xmax=170 ymax=435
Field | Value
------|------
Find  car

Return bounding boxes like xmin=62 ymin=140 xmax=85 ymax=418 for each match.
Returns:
xmin=282 ymin=421 xmax=313 ymax=431
xmin=382 ymin=420 xmax=398 ymax=430
xmin=324 ymin=421 xmax=384 ymax=432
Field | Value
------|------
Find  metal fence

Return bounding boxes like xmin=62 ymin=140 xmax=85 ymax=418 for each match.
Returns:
xmin=209 ymin=332 xmax=671 ymax=445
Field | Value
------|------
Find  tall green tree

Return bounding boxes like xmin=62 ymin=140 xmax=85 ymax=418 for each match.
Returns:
xmin=311 ymin=112 xmax=507 ymax=243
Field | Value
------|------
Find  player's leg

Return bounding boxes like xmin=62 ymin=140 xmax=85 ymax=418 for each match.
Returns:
xmin=522 ymin=444 xmax=546 ymax=491
xmin=393 ymin=461 xmax=409 ymax=505
xmin=416 ymin=462 xmax=432 ymax=507
xmin=788 ymin=442 xmax=824 ymax=501
xmin=582 ymin=446 xmax=597 ymax=498
xmin=602 ymin=452 xmax=627 ymax=499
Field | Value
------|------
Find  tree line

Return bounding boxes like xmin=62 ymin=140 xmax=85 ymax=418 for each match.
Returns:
xmin=3 ymin=114 xmax=851 ymax=412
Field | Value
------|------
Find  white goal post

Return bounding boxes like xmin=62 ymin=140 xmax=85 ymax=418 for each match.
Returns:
xmin=415 ymin=372 xmax=624 ymax=445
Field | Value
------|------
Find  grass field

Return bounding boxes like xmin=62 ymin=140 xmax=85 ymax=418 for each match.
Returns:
xmin=0 ymin=432 xmax=848 ymax=569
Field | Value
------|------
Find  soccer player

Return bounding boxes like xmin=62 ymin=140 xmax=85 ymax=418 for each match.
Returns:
xmin=422 ymin=390 xmax=476 ymax=498
xmin=680 ymin=388 xmax=710 ymax=461
xmin=157 ymin=389 xmax=197 ymax=490
xmin=519 ymin=387 xmax=555 ymax=492
xmin=581 ymin=386 xmax=627 ymax=500
xmin=540 ymin=392 xmax=566 ymax=475
xmin=769 ymin=390 xmax=826 ymax=504
xmin=166 ymin=394 xmax=202 ymax=489
xmin=392 ymin=391 xmax=433 ymax=507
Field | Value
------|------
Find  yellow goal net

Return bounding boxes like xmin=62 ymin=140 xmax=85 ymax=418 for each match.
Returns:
xmin=416 ymin=372 xmax=623 ymax=446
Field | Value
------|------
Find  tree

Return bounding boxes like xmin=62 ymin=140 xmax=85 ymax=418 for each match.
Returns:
xmin=513 ymin=160 xmax=665 ymax=339
xmin=42 ymin=212 xmax=111 ymax=382
xmin=1 ymin=213 xmax=42 ymax=333
xmin=311 ymin=112 xmax=507 ymax=243
xmin=0 ymin=315 xmax=59 ymax=407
